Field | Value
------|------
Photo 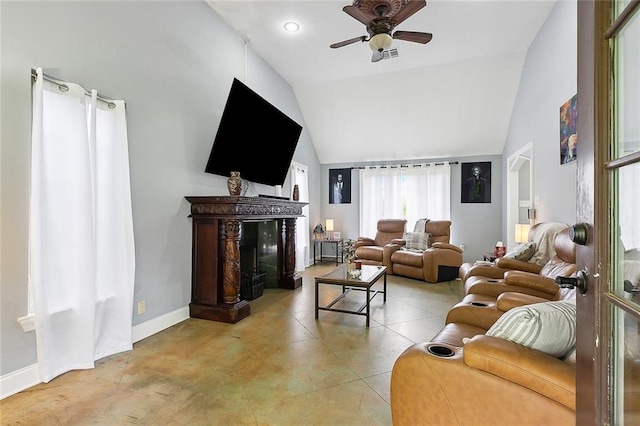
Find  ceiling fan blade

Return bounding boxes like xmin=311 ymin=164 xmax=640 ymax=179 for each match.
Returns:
xmin=330 ymin=35 xmax=368 ymax=49
xmin=390 ymin=0 xmax=426 ymax=26
xmin=343 ymin=5 xmax=370 ymax=25
xmin=371 ymin=50 xmax=384 ymax=63
xmin=393 ymin=31 xmax=433 ymax=44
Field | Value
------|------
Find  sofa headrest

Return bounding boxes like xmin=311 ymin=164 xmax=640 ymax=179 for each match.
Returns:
xmin=377 ymin=219 xmax=407 ymax=233
xmin=423 ymin=220 xmax=451 ymax=244
xmin=424 ymin=220 xmax=451 ymax=237
xmin=554 ymin=228 xmax=576 ymax=264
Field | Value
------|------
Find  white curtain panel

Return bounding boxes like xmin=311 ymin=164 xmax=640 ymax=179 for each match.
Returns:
xmin=359 ymin=167 xmax=404 ymax=237
xmin=291 ymin=162 xmax=309 ymax=271
xmin=30 ymin=68 xmax=135 ymax=383
xmin=404 ymin=163 xmax=451 ymax=226
xmin=359 ymin=164 xmax=451 ymax=237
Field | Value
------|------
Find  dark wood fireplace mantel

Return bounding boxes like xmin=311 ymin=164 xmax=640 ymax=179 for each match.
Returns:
xmin=185 ymin=196 xmax=306 ymax=323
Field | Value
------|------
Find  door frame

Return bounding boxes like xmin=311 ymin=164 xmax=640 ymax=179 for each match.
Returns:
xmin=506 ymin=142 xmax=534 ymax=249
xmin=576 ymin=1 xmax=605 ymax=423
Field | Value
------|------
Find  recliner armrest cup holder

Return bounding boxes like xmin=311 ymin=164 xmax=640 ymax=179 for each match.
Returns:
xmin=469 ymin=301 xmax=488 ymax=307
xmin=427 ymin=344 xmax=455 ymax=358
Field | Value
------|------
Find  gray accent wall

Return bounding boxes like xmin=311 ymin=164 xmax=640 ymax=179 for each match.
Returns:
xmin=502 ymin=0 xmax=578 ymax=232
xmin=0 ymin=1 xmax=321 ymax=376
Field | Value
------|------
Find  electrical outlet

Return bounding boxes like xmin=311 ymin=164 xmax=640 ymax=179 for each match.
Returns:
xmin=137 ymin=300 xmax=146 ymax=315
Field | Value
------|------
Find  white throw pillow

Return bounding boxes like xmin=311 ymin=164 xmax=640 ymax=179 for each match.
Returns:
xmin=503 ymin=242 xmax=536 ymax=261
xmin=403 ymin=232 xmax=431 ymax=251
xmin=486 ymin=299 xmax=576 ymax=358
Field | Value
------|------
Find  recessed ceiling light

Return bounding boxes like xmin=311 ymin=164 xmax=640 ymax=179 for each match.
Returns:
xmin=283 ymin=21 xmax=300 ymax=32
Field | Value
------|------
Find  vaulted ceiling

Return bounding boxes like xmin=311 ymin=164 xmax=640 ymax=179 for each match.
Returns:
xmin=206 ymin=1 xmax=558 ymax=164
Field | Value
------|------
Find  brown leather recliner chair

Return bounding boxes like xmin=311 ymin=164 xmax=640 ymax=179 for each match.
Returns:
xmin=391 ymin=282 xmax=577 ymax=425
xmin=448 ymin=229 xmax=576 ymax=331
xmin=390 ymin=220 xmax=463 ymax=283
xmin=463 ymin=227 xmax=577 ymax=299
xmin=354 ymin=219 xmax=407 ymax=270
xmin=459 ymin=221 xmax=569 ymax=282
xmin=390 ymin=327 xmax=576 ymax=425
xmin=447 ymin=284 xmax=577 ymax=332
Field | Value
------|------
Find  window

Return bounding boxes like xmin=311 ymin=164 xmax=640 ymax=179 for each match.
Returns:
xmin=359 ymin=163 xmax=451 ymax=236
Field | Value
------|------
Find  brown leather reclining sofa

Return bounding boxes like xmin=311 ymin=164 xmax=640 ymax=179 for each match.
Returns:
xmin=390 ymin=228 xmax=579 ymax=425
xmin=355 ymin=219 xmax=463 ymax=283
xmin=391 ymin=220 xmax=463 ymax=283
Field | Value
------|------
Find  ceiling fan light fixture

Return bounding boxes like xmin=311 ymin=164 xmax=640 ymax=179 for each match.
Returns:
xmin=368 ymin=33 xmax=393 ymax=52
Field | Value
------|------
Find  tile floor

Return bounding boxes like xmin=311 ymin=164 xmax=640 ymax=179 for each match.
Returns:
xmin=1 ymin=264 xmax=463 ymax=425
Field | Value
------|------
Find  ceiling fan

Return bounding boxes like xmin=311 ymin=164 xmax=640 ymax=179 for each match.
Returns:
xmin=330 ymin=0 xmax=433 ymax=63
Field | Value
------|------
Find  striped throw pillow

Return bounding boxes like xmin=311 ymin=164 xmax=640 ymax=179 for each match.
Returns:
xmin=403 ymin=232 xmax=431 ymax=252
xmin=486 ymin=299 xmax=576 ymax=358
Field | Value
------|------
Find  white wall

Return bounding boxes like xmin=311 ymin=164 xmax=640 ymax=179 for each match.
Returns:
xmin=0 ymin=1 xmax=321 ymax=378
xmin=502 ymin=0 xmax=578 ymax=231
xmin=297 ymin=52 xmax=525 ymax=163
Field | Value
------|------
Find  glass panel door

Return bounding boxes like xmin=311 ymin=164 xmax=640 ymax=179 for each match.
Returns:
xmin=610 ymin=162 xmax=640 ymax=424
xmin=607 ymin=2 xmax=640 ymax=423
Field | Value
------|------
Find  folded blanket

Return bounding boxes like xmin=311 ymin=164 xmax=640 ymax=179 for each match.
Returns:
xmin=528 ymin=222 xmax=569 ymax=266
xmin=414 ymin=218 xmax=429 ymax=232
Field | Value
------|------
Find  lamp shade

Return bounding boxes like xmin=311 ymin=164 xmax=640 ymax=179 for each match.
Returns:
xmin=369 ymin=33 xmax=393 ymax=52
xmin=515 ymin=223 xmax=531 ymax=243
xmin=325 ymin=219 xmax=334 ymax=232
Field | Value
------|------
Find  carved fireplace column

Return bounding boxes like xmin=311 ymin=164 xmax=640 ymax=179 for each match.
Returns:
xmin=281 ymin=218 xmax=302 ymax=290
xmin=284 ymin=218 xmax=296 ymax=278
xmin=222 ymin=219 xmax=241 ymax=303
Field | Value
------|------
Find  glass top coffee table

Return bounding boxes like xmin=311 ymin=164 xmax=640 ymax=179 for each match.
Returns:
xmin=314 ymin=264 xmax=387 ymax=327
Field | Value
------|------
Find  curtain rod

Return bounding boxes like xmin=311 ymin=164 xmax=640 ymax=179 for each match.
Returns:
xmin=352 ymin=161 xmax=459 ymax=170
xmin=30 ymin=68 xmax=120 ymax=109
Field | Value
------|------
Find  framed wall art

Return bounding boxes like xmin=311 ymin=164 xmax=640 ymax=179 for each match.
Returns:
xmin=329 ymin=168 xmax=351 ymax=204
xmin=560 ymin=94 xmax=577 ymax=164
xmin=461 ymin=161 xmax=491 ymax=203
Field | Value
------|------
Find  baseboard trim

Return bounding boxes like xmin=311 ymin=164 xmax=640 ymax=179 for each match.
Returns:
xmin=1 ymin=305 xmax=190 ymax=400
xmin=132 ymin=306 xmax=190 ymax=343
xmin=0 ymin=363 xmax=40 ymax=400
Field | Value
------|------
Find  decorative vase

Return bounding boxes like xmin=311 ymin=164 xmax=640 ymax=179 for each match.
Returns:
xmin=227 ymin=171 xmax=242 ymax=196
xmin=292 ymin=184 xmax=300 ymax=201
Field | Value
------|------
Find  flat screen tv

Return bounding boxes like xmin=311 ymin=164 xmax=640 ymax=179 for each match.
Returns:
xmin=204 ymin=78 xmax=303 ymax=187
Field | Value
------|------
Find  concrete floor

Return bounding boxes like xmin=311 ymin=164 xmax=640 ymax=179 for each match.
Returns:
xmin=1 ymin=264 xmax=463 ymax=425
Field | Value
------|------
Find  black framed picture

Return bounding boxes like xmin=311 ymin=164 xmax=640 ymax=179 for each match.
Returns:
xmin=461 ymin=162 xmax=491 ymax=203
xmin=329 ymin=168 xmax=351 ymax=204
